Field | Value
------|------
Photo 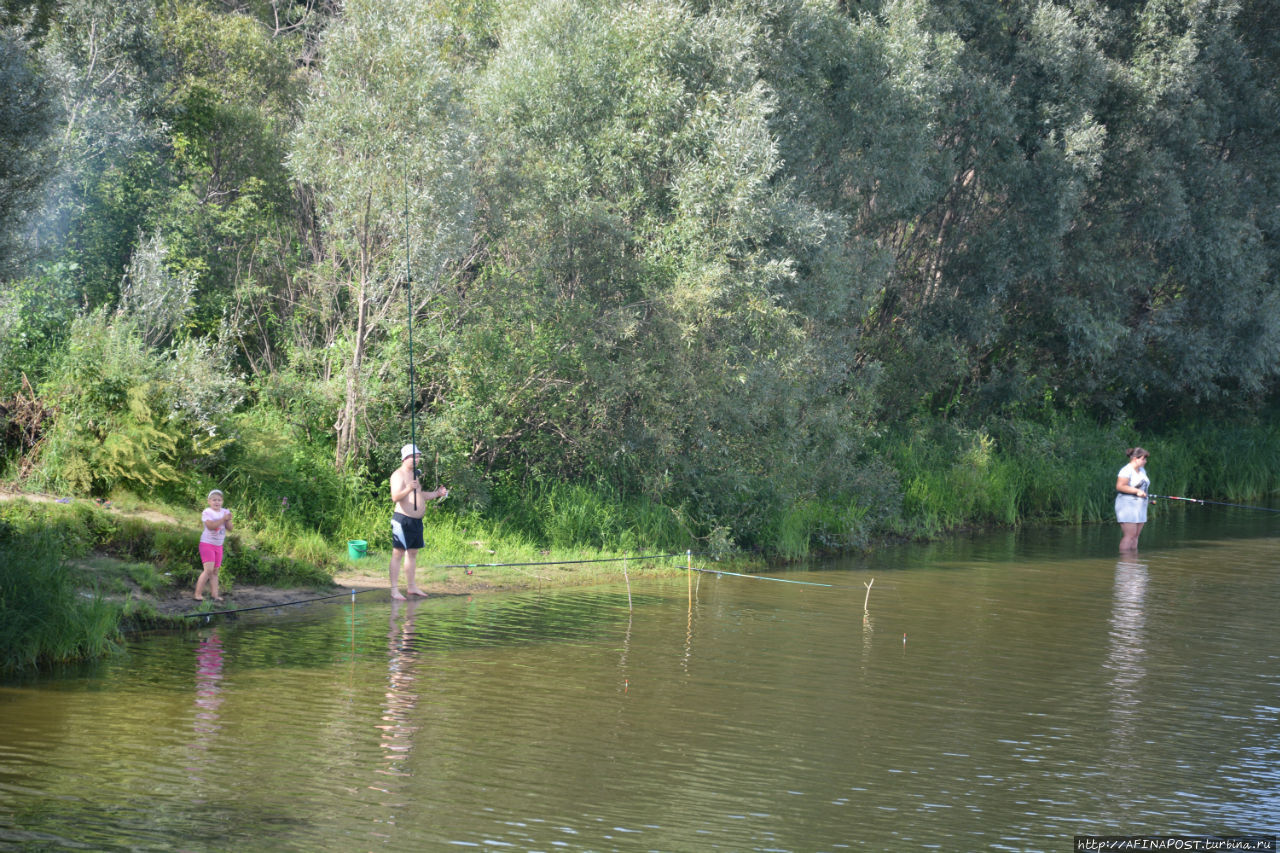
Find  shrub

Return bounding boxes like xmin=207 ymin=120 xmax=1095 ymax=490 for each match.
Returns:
xmin=0 ymin=526 xmax=122 ymax=672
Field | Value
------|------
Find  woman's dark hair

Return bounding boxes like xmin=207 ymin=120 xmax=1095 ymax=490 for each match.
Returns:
xmin=1125 ymin=447 xmax=1149 ymax=460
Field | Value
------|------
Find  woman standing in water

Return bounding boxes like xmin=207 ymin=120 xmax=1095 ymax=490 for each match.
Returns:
xmin=1115 ymin=447 xmax=1150 ymax=551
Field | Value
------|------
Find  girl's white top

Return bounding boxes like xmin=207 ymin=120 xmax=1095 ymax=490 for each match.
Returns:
xmin=200 ymin=508 xmax=230 ymax=546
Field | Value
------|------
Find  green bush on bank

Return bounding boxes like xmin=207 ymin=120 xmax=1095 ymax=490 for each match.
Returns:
xmin=130 ymin=415 xmax=1280 ymax=564
xmin=0 ymin=498 xmax=337 ymax=670
xmin=487 ymin=480 xmax=692 ymax=555
xmin=0 ymin=523 xmax=122 ymax=673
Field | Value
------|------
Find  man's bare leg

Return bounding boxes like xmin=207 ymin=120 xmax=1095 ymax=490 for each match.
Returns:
xmin=389 ymin=548 xmax=406 ymax=600
xmin=405 ymin=550 xmax=427 ymax=597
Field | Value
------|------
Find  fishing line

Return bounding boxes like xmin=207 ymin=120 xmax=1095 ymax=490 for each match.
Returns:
xmin=181 ymin=555 xmax=682 ymax=619
xmin=180 ymin=554 xmax=833 ymax=621
xmin=684 ymin=564 xmax=833 ymax=587
xmin=429 ymin=553 xmax=684 ymax=570
xmin=427 ymin=553 xmax=835 ymax=587
xmin=1146 ymin=491 xmax=1280 ymax=512
xmin=180 ymin=588 xmax=381 ymax=619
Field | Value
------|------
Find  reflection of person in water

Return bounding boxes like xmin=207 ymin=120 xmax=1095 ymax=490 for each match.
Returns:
xmin=193 ymin=629 xmax=224 ymax=746
xmin=377 ymin=597 xmax=422 ymax=779
xmin=1105 ymin=559 xmax=1149 ymax=763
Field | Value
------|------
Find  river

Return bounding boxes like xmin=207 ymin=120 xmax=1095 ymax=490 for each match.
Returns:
xmin=2 ymin=507 xmax=1278 ymax=851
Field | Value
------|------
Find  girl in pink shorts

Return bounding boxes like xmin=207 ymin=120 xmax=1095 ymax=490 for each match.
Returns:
xmin=195 ymin=490 xmax=233 ymax=602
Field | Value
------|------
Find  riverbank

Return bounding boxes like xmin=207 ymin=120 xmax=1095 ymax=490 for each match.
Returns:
xmin=82 ymin=552 xmax=682 ymax=620
xmin=0 ymin=488 xmax=688 ymax=630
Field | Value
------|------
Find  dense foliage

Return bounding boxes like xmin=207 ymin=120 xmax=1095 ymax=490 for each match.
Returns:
xmin=1 ymin=0 xmax=1277 ymax=556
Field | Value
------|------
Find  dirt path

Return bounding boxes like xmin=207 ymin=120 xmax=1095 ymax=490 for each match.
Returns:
xmin=0 ymin=488 xmax=180 ymax=524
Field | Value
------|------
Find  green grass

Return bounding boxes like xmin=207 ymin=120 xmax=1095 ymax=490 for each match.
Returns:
xmin=71 ymin=555 xmax=170 ymax=595
xmin=350 ymin=509 xmax=688 ymax=590
xmin=216 ymin=413 xmax=1280 ymax=565
xmin=0 ymin=526 xmax=124 ymax=673
xmin=753 ymin=413 xmax=1280 ymax=559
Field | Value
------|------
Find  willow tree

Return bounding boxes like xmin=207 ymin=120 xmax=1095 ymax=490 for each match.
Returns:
xmin=0 ymin=0 xmax=166 ymax=397
xmin=440 ymin=0 xmax=883 ymax=543
xmin=1057 ymin=0 xmax=1280 ymax=418
xmin=289 ymin=0 xmax=475 ymax=470
xmin=152 ymin=1 xmax=309 ymax=354
xmin=831 ymin=0 xmax=1280 ymax=422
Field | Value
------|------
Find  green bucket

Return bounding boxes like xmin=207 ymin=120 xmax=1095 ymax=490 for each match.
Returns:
xmin=347 ymin=539 xmax=367 ymax=560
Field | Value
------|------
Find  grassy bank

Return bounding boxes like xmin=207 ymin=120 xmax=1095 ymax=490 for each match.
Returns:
xmin=6 ymin=413 xmax=1280 ymax=673
xmin=0 ymin=494 xmax=694 ymax=673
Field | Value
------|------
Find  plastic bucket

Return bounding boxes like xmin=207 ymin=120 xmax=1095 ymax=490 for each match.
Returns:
xmin=347 ymin=539 xmax=367 ymax=560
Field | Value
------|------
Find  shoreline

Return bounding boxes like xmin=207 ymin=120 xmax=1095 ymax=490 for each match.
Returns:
xmin=0 ymin=490 xmax=682 ymax=620
xmin=0 ymin=487 xmax=744 ymax=625
xmin=137 ymin=559 xmax=678 ymax=620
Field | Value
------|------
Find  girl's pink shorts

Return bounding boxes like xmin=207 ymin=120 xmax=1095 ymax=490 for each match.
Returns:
xmin=198 ymin=542 xmax=223 ymax=567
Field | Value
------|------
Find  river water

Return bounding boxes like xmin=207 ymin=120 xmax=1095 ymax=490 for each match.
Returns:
xmin=2 ymin=508 xmax=1278 ymax=851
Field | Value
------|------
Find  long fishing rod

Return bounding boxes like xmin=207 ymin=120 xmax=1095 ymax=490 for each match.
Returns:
xmin=1149 ymin=494 xmax=1280 ymax=514
xmin=405 ymin=164 xmax=417 ymax=511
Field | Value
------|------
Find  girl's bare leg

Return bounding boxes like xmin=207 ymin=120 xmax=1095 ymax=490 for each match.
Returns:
xmin=195 ymin=561 xmax=221 ymax=600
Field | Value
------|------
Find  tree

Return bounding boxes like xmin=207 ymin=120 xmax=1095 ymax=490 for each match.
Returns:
xmin=31 ymin=0 xmax=168 ymax=311
xmin=288 ymin=0 xmax=476 ymax=470
xmin=152 ymin=1 xmax=310 ymax=357
xmin=0 ymin=26 xmax=56 ymax=276
xmin=449 ymin=0 xmax=886 ymax=541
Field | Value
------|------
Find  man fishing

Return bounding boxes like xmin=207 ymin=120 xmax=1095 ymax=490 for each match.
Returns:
xmin=389 ymin=444 xmax=448 ymax=600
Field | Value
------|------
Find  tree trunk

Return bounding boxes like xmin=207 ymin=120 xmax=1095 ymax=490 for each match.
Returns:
xmin=334 ymin=276 xmax=369 ymax=471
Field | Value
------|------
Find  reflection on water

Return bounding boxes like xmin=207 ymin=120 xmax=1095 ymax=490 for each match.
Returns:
xmin=187 ymin=628 xmax=225 ymax=787
xmin=193 ymin=629 xmax=225 ymax=744
xmin=1106 ymin=559 xmax=1148 ymax=746
xmin=2 ymin=514 xmax=1279 ymax=851
xmin=378 ymin=598 xmax=422 ymax=783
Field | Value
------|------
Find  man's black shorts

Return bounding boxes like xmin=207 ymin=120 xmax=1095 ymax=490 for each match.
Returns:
xmin=390 ymin=513 xmax=424 ymax=551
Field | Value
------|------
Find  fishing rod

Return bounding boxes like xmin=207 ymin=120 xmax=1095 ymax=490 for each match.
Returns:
xmin=1148 ymin=494 xmax=1280 ymax=514
xmin=425 ymin=554 xmax=833 ymax=586
xmin=405 ymin=164 xmax=417 ymax=511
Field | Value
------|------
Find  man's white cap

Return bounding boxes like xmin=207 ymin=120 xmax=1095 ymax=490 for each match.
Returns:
xmin=401 ymin=443 xmax=421 ymax=460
